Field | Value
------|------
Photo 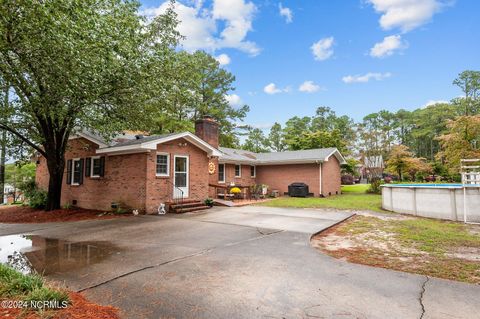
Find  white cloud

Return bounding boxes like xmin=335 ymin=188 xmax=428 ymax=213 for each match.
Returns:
xmin=225 ymin=94 xmax=242 ymax=107
xmin=263 ymin=83 xmax=290 ymax=95
xmin=142 ymin=0 xmax=260 ymax=56
xmin=299 ymin=81 xmax=322 ymax=93
xmin=311 ymin=37 xmax=334 ymax=61
xmin=367 ymin=0 xmax=446 ymax=33
xmin=216 ymin=53 xmax=231 ymax=65
xmin=423 ymin=99 xmax=449 ymax=108
xmin=370 ymin=35 xmax=408 ymax=58
xmin=279 ymin=3 xmax=293 ymax=23
xmin=342 ymin=72 xmax=392 ymax=84
xmin=264 ymin=83 xmax=282 ymax=94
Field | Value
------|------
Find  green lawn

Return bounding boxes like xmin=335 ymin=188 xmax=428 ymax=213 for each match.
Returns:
xmin=258 ymin=184 xmax=383 ymax=212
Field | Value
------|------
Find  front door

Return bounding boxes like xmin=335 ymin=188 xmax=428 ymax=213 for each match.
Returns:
xmin=174 ymin=155 xmax=189 ymax=199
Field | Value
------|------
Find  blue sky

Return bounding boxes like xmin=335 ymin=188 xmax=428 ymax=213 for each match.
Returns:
xmin=140 ymin=0 xmax=480 ymax=129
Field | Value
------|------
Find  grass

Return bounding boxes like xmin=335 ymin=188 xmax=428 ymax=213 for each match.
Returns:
xmin=317 ymin=215 xmax=480 ymax=284
xmin=258 ymin=184 xmax=383 ymax=212
xmin=0 ymin=263 xmax=69 ymax=308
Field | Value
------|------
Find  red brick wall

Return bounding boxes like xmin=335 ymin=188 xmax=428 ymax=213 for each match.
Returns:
xmin=321 ymin=156 xmax=342 ymax=196
xmin=144 ymin=138 xmax=210 ymax=213
xmin=36 ymin=138 xmax=148 ymax=212
xmin=222 ymin=164 xmax=257 ymax=187
xmin=256 ymin=164 xmax=320 ymax=196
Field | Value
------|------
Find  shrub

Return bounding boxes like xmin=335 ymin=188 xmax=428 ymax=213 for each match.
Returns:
xmin=341 ymin=174 xmax=354 ymax=185
xmin=384 ymin=176 xmax=393 ymax=183
xmin=204 ymin=198 xmax=214 ymax=207
xmin=367 ymin=179 xmax=382 ymax=194
xmin=28 ymin=189 xmax=48 ymax=209
xmin=21 ymin=180 xmax=47 ymax=209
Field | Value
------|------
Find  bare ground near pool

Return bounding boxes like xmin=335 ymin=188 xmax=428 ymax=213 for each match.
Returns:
xmin=312 ymin=211 xmax=480 ymax=284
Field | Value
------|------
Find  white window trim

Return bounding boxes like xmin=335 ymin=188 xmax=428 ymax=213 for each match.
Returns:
xmin=218 ymin=163 xmax=225 ymax=183
xmin=250 ymin=165 xmax=256 ymax=178
xmin=90 ymin=156 xmax=101 ymax=178
xmin=235 ymin=164 xmax=242 ymax=178
xmin=156 ymin=152 xmax=170 ymax=177
xmin=71 ymin=158 xmax=81 ymax=186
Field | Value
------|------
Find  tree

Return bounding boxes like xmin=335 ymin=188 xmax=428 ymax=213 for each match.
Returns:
xmin=4 ymin=162 xmax=36 ymax=202
xmin=0 ymin=78 xmax=7 ymax=204
xmin=242 ymin=128 xmax=269 ymax=153
xmin=0 ymin=0 xmax=180 ymax=210
xmin=437 ymin=115 xmax=480 ymax=173
xmin=146 ymin=51 xmax=249 ymax=148
xmin=453 ymin=71 xmax=480 ymax=115
xmin=386 ymin=145 xmax=431 ymax=181
xmin=283 ymin=116 xmax=311 ymax=149
xmin=267 ymin=122 xmax=286 ymax=152
xmin=288 ymin=129 xmax=347 ymax=152
xmin=342 ymin=158 xmax=360 ymax=176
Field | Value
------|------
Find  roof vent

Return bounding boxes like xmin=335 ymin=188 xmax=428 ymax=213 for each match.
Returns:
xmin=135 ymin=134 xmax=144 ymax=140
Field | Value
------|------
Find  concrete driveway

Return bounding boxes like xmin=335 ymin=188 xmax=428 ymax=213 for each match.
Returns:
xmin=0 ymin=206 xmax=479 ymax=319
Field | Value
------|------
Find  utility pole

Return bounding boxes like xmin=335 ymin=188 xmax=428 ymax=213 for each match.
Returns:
xmin=0 ymin=81 xmax=7 ymax=205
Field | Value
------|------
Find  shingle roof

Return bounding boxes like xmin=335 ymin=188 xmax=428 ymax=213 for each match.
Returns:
xmin=218 ymin=147 xmax=345 ymax=164
xmin=107 ymin=133 xmax=177 ymax=148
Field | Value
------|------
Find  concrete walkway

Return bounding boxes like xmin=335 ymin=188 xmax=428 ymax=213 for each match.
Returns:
xmin=0 ymin=206 xmax=479 ymax=319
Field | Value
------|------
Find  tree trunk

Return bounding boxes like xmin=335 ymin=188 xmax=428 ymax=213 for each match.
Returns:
xmin=45 ymin=151 xmax=65 ymax=211
xmin=0 ymin=130 xmax=5 ymax=205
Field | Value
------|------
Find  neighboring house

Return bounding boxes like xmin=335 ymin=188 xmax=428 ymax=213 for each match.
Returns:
xmin=35 ymin=117 xmax=346 ymax=213
xmin=2 ymin=184 xmax=17 ymax=204
xmin=359 ymin=155 xmax=385 ymax=181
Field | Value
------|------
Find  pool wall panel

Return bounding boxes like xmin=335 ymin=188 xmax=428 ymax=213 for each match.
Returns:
xmin=381 ymin=186 xmax=480 ymax=222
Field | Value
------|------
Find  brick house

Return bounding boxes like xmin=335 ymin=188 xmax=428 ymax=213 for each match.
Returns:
xmin=35 ymin=117 xmax=346 ymax=213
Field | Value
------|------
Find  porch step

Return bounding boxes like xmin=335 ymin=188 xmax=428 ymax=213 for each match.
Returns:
xmin=174 ymin=205 xmax=210 ymax=214
xmin=168 ymin=200 xmax=211 ymax=214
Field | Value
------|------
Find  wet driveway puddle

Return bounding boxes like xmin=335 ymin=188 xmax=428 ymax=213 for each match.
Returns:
xmin=0 ymin=235 xmax=122 ymax=275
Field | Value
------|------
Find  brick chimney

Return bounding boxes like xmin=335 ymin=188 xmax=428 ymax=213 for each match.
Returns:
xmin=195 ymin=115 xmax=219 ymax=148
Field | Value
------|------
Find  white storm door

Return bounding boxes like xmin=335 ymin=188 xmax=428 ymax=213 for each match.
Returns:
xmin=174 ymin=155 xmax=189 ymax=198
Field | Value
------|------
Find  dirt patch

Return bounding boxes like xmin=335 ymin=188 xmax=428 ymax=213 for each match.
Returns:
xmin=0 ymin=291 xmax=119 ymax=318
xmin=312 ymin=215 xmax=480 ymax=284
xmin=0 ymin=206 xmax=131 ymax=223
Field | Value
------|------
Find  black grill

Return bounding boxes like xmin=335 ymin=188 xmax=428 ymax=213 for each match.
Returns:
xmin=288 ymin=182 xmax=309 ymax=197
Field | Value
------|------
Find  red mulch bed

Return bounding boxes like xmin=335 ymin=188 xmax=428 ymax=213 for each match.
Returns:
xmin=0 ymin=292 xmax=120 ymax=319
xmin=0 ymin=206 xmax=131 ymax=223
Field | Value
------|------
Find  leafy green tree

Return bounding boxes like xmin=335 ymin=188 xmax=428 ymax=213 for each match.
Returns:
xmin=342 ymin=158 xmax=360 ymax=176
xmin=267 ymin=122 xmax=286 ymax=152
xmin=288 ymin=129 xmax=347 ymax=152
xmin=4 ymin=162 xmax=36 ymax=202
xmin=0 ymin=78 xmax=7 ymax=204
xmin=283 ymin=116 xmax=311 ymax=149
xmin=386 ymin=145 xmax=431 ymax=181
xmin=453 ymin=70 xmax=480 ymax=115
xmin=147 ymin=51 xmax=249 ymax=147
xmin=437 ymin=115 xmax=480 ymax=173
xmin=0 ymin=0 xmax=180 ymax=210
xmin=242 ymin=128 xmax=269 ymax=153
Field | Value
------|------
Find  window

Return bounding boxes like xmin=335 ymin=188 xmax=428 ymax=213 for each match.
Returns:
xmin=156 ymin=153 xmax=169 ymax=176
xmin=218 ymin=164 xmax=225 ymax=183
xmin=91 ymin=157 xmax=102 ymax=177
xmin=250 ymin=165 xmax=256 ymax=178
xmin=235 ymin=164 xmax=241 ymax=177
xmin=72 ymin=159 xmax=82 ymax=185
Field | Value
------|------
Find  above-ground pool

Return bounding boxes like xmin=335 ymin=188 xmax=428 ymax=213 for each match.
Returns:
xmin=382 ymin=184 xmax=480 ymax=222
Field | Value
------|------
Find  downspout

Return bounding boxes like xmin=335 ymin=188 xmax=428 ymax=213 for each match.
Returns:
xmin=317 ymin=160 xmax=323 ymax=197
